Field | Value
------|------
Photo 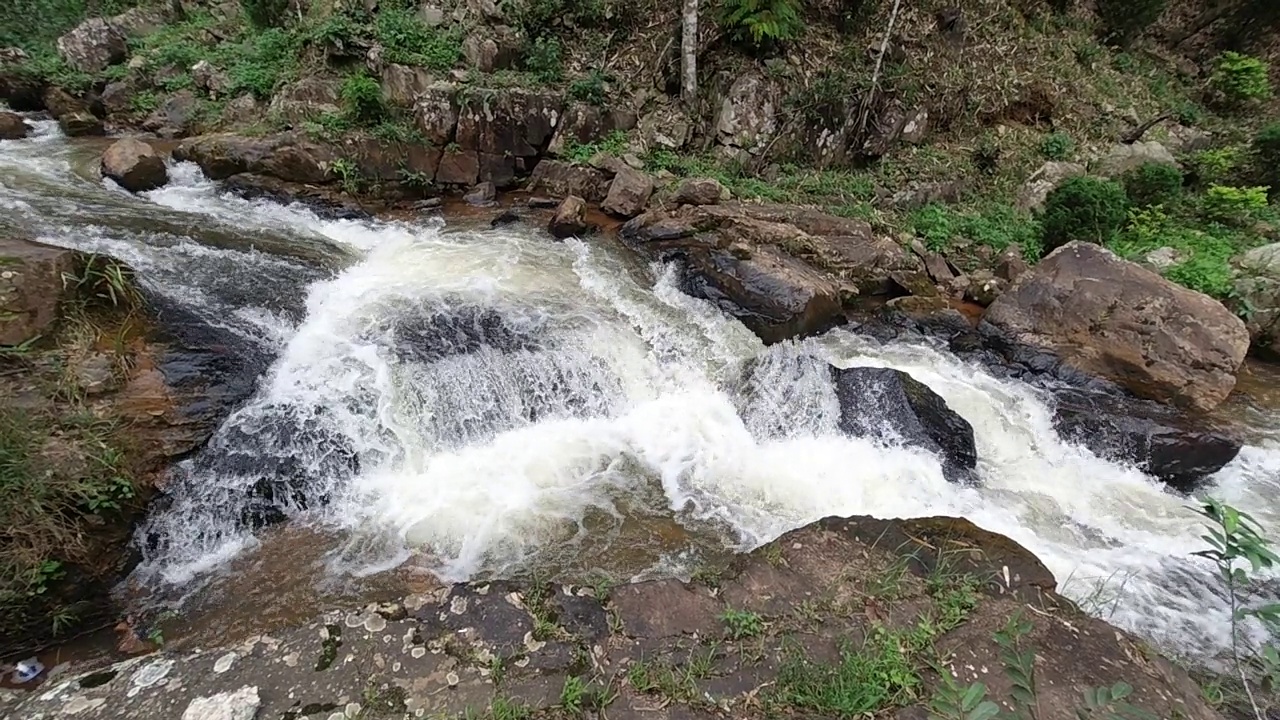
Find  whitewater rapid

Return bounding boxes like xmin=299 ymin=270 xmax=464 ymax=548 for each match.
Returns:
xmin=1 ymin=118 xmax=1277 ymax=663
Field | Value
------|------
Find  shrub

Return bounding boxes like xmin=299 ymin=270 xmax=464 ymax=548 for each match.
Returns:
xmin=523 ymin=36 xmax=563 ymax=83
xmin=1042 ymin=176 xmax=1129 ymax=252
xmin=1253 ymin=123 xmax=1280 ymax=191
xmin=240 ymin=0 xmax=290 ymax=29
xmin=508 ymin=0 xmax=606 ymax=38
xmin=722 ymin=0 xmax=804 ymax=49
xmin=1121 ymin=162 xmax=1182 ymax=208
xmin=1109 ymin=207 xmax=1236 ymax=298
xmin=340 ymin=73 xmax=385 ymax=126
xmin=1039 ymin=132 xmax=1074 ymax=160
xmin=375 ymin=9 xmax=462 ymax=72
xmin=1202 ymin=185 xmax=1269 ymax=225
xmin=1209 ymin=52 xmax=1272 ymax=108
xmin=568 ymin=69 xmax=609 ymax=105
xmin=1095 ymin=0 xmax=1167 ymax=48
xmin=910 ymin=203 xmax=1043 ymax=259
xmin=1187 ymin=146 xmax=1242 ymax=187
xmin=218 ymin=28 xmax=303 ymax=99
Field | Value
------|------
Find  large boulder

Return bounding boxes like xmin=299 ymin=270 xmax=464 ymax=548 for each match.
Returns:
xmin=985 ymin=242 xmax=1249 ymax=412
xmin=831 ymin=366 xmax=977 ymax=484
xmin=268 ymin=78 xmax=342 ymax=127
xmin=672 ymin=177 xmax=727 ymax=206
xmin=1233 ymin=242 xmax=1280 ymax=358
xmin=101 ymin=138 xmax=169 ymax=192
xmin=42 ymin=86 xmax=84 ymax=120
xmin=601 ymin=167 xmax=653 ymax=218
xmin=1093 ymin=141 xmax=1179 ymax=179
xmin=381 ymin=63 xmax=433 ymax=107
xmin=59 ymin=111 xmax=104 ymax=137
xmin=455 ymin=87 xmax=562 ymax=187
xmin=0 ymin=237 xmax=77 ymax=345
xmin=173 ymin=133 xmax=335 ymax=184
xmin=1052 ymin=389 xmax=1241 ymax=492
xmin=548 ymin=195 xmax=587 ymax=239
xmin=0 ymin=54 xmax=45 ymax=111
xmin=0 ymin=111 xmax=28 ymax=139
xmin=56 ymin=17 xmax=127 ymax=73
xmin=412 ymin=81 xmax=460 ymax=145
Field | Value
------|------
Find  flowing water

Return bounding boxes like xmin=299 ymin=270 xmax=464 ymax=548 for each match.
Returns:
xmin=3 ymin=118 xmax=1279 ymax=665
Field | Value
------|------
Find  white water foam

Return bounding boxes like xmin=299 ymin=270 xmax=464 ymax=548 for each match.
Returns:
xmin=1 ymin=120 xmax=1277 ymax=663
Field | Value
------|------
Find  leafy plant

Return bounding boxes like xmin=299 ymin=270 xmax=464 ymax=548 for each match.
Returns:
xmin=928 ymin=674 xmax=999 ymax=720
xmin=722 ymin=0 xmax=805 ymax=50
xmin=564 ymin=130 xmax=628 ymax=164
xmin=972 ymin=131 xmax=1001 ymax=174
xmin=1042 ymin=176 xmax=1129 ymax=253
xmin=911 ymin=203 xmax=1043 ymax=259
xmin=1253 ymin=123 xmax=1280 ymax=192
xmin=340 ymin=72 xmax=386 ymax=126
xmin=375 ymin=9 xmax=462 ymax=72
xmin=1187 ymin=147 xmax=1243 ymax=187
xmin=568 ymin=69 xmax=609 ymax=105
xmin=1121 ymin=162 xmax=1183 ymax=208
xmin=240 ymin=0 xmax=290 ymax=29
xmin=721 ymin=608 xmax=764 ymax=639
xmin=1209 ymin=52 xmax=1272 ymax=108
xmin=1095 ymin=0 xmax=1167 ymax=48
xmin=775 ymin=630 xmax=920 ymax=715
xmin=1108 ymin=206 xmax=1237 ymax=298
xmin=523 ymin=36 xmax=563 ymax=83
xmin=1040 ymin=132 xmax=1075 ymax=160
xmin=329 ymin=158 xmax=364 ymax=194
xmin=1202 ymin=185 xmax=1269 ymax=225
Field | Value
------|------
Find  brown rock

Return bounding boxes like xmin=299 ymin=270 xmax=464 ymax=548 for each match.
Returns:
xmin=142 ymin=89 xmax=199 ymax=139
xmin=0 ymin=111 xmax=27 ymax=139
xmin=601 ymin=167 xmax=653 ymax=218
xmin=920 ymin=250 xmax=955 ymax=282
xmin=42 ymin=86 xmax=83 ymax=120
xmin=671 ymin=177 xmax=726 ymax=206
xmin=0 ymin=237 xmax=76 ymax=345
xmin=985 ymin=242 xmax=1250 ymax=411
xmin=610 ymin=579 xmax=722 ymax=638
xmin=173 ymin=133 xmax=335 ymax=184
xmin=412 ymin=82 xmax=459 ymax=145
xmin=55 ymin=17 xmax=127 ymax=73
xmin=962 ymin=268 xmax=1005 ymax=306
xmin=99 ymin=81 xmax=134 ymax=116
xmin=101 ymin=137 xmax=169 ymax=192
xmin=548 ymin=195 xmax=587 ymax=239
xmin=455 ymin=88 xmax=561 ymax=160
xmin=546 ymin=103 xmax=637 ymax=157
xmin=463 ymin=181 xmax=496 ymax=206
xmin=435 ymin=149 xmax=480 ymax=186
xmin=59 ymin=111 xmax=104 ymax=137
xmin=381 ymin=63 xmax=433 ymax=107
xmin=994 ymin=245 xmax=1030 ymax=282
xmin=268 ymin=77 xmax=342 ymax=127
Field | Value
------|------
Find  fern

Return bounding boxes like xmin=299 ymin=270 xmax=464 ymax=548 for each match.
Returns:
xmin=722 ymin=0 xmax=804 ymax=48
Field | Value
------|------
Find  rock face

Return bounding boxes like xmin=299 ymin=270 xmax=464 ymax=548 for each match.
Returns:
xmin=715 ymin=72 xmax=780 ymax=159
xmin=525 ymin=160 xmax=609 ymax=202
xmin=0 ymin=238 xmax=77 ymax=345
xmin=56 ymin=17 xmax=128 ymax=73
xmin=1234 ymin=242 xmax=1280 ymax=358
xmin=101 ymin=138 xmax=169 ymax=192
xmin=0 ymin=110 xmax=27 ymax=139
xmin=1 ymin=515 xmax=1221 ymax=720
xmin=985 ymin=242 xmax=1249 ymax=412
xmin=1093 ymin=141 xmax=1179 ymax=178
xmin=1053 ymin=389 xmax=1241 ymax=492
xmin=601 ymin=167 xmax=653 ymax=218
xmin=831 ymin=366 xmax=977 ymax=483
xmin=548 ymin=195 xmax=587 ymax=239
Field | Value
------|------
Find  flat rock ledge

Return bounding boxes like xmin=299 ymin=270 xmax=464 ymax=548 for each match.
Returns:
xmin=1 ymin=516 xmax=1219 ymax=720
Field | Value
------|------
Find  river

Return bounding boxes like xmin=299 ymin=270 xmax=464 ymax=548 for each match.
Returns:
xmin=2 ymin=117 xmax=1278 ymax=666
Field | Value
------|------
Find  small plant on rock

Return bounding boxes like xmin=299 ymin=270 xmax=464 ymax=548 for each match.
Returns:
xmin=1209 ymin=52 xmax=1272 ymax=109
xmin=1040 ymin=131 xmax=1075 ymax=160
xmin=1121 ymin=162 xmax=1183 ymax=208
xmin=721 ymin=608 xmax=764 ymax=639
xmin=340 ymin=73 xmax=385 ymax=126
xmin=568 ymin=69 xmax=609 ymax=106
xmin=522 ymin=36 xmax=563 ymax=83
xmin=1041 ymin=176 xmax=1129 ymax=252
xmin=240 ymin=0 xmax=290 ymax=28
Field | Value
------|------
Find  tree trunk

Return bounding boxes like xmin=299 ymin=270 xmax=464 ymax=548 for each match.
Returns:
xmin=681 ymin=0 xmax=698 ymax=108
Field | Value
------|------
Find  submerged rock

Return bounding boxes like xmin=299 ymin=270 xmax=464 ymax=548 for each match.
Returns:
xmin=101 ymin=137 xmax=169 ymax=192
xmin=985 ymin=242 xmax=1249 ymax=412
xmin=831 ymin=366 xmax=977 ymax=483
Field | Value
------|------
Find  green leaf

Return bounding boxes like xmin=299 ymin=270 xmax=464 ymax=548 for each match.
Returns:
xmin=968 ymin=701 xmax=1000 ymax=720
xmin=1110 ymin=681 xmax=1132 ymax=701
xmin=961 ymin=683 xmax=988 ymax=712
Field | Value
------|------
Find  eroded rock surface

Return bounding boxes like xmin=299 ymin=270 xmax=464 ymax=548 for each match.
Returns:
xmin=2 ymin=516 xmax=1220 ymax=720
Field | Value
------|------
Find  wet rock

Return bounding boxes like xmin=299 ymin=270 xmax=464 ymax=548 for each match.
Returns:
xmin=671 ymin=177 xmax=726 ymax=206
xmin=985 ymin=242 xmax=1249 ymax=411
xmin=0 ymin=111 xmax=28 ymax=139
xmin=1093 ymin=141 xmax=1179 ymax=179
xmin=464 ymin=181 xmax=497 ymax=206
xmin=548 ymin=195 xmax=587 ymax=239
xmin=101 ymin=138 xmax=169 ymax=192
xmin=831 ymin=366 xmax=977 ymax=483
xmin=181 ymin=685 xmax=260 ymax=720
xmin=1232 ymin=243 xmax=1280 ymax=358
xmin=526 ymin=196 xmax=558 ymax=208
xmin=1052 ymin=389 xmax=1241 ymax=492
xmin=0 ymin=61 xmax=46 ymax=112
xmin=436 ymin=148 xmax=480 ymax=186
xmin=42 ymin=86 xmax=82 ymax=120
xmin=220 ymin=174 xmax=369 ymax=220
xmin=1016 ymin=161 xmax=1086 ymax=211
xmin=490 ymin=208 xmax=520 ymax=226
xmin=0 ymin=237 xmax=77 ymax=345
xmin=174 ymin=133 xmax=335 ymax=184
xmin=601 ymin=167 xmax=653 ymax=218
xmin=56 ymin=17 xmax=127 ymax=73
xmin=60 ymin=110 xmax=104 ymax=137
xmin=525 ymin=160 xmax=610 ymax=202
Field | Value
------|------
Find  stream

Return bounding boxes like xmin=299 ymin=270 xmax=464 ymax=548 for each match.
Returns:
xmin=2 ymin=117 xmax=1279 ymax=668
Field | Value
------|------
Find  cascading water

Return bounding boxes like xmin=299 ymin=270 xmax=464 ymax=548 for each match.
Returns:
xmin=2 ymin=117 xmax=1278 ymax=664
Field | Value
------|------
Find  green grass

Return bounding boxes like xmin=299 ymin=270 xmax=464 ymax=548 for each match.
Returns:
xmin=774 ymin=630 xmax=921 ymax=716
xmin=910 ymin=202 xmax=1044 ymax=260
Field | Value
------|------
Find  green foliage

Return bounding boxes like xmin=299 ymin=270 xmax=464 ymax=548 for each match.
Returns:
xmin=0 ymin=0 xmax=135 ymax=54
xmin=911 ymin=203 xmax=1044 ymax=259
xmin=1202 ymin=185 xmax=1269 ymax=225
xmin=371 ymin=120 xmax=424 ymax=144
xmin=568 ymin=69 xmax=609 ymax=105
xmin=504 ymin=0 xmax=606 ymax=38
xmin=1187 ymin=146 xmax=1243 ymax=187
xmin=721 ymin=608 xmax=764 ymax=639
xmin=522 ymin=36 xmax=563 ymax=83
xmin=340 ymin=72 xmax=385 ymax=126
xmin=775 ymin=630 xmax=920 ymax=715
xmin=240 ymin=0 xmax=291 ymax=29
xmin=564 ymin=130 xmax=628 ymax=164
xmin=1108 ymin=206 xmax=1237 ymax=298
xmin=928 ymin=675 xmax=999 ymax=720
xmin=995 ymin=613 xmax=1038 ymax=715
xmin=1040 ymin=132 xmax=1075 ymax=161
xmin=1253 ymin=123 xmax=1280 ymax=191
xmin=972 ymin=131 xmax=1001 ymax=175
xmin=788 ymin=69 xmax=853 ymax=127
xmin=375 ymin=9 xmax=461 ymax=72
xmin=1209 ymin=52 xmax=1272 ymax=108
xmin=1095 ymin=0 xmax=1167 ymax=48
xmin=1042 ymin=176 xmax=1129 ymax=253
xmin=1121 ymin=162 xmax=1183 ymax=208
xmin=129 ymin=91 xmax=160 ymax=115
xmin=329 ymin=157 xmax=364 ymax=194
xmin=23 ymin=54 xmax=93 ymax=93
xmin=721 ymin=0 xmax=805 ymax=49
